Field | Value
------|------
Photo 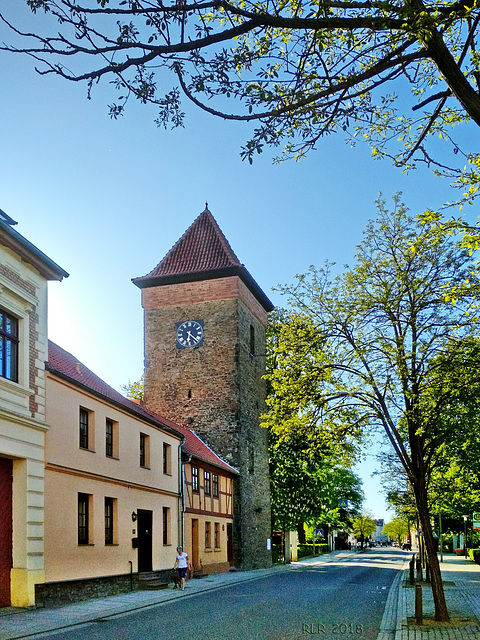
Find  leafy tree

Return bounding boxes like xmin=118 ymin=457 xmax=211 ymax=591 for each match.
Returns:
xmin=382 ymin=518 xmax=410 ymax=546
xmin=121 ymin=374 xmax=144 ymax=401
xmin=1 ymin=0 xmax=480 ymax=202
xmin=269 ymin=430 xmax=363 ymax=537
xmin=351 ymin=514 xmax=376 ymax=547
xmin=266 ymin=194 xmax=479 ymax=621
xmin=265 ymin=311 xmax=363 ymax=539
xmin=422 ymin=337 xmax=480 ymax=523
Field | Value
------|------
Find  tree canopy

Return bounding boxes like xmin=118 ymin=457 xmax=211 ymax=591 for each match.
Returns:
xmin=382 ymin=517 xmax=410 ymax=545
xmin=264 ymin=309 xmax=364 ymax=535
xmin=422 ymin=337 xmax=480 ymax=521
xmin=268 ymin=430 xmax=363 ymax=533
xmin=351 ymin=513 xmax=376 ymax=545
xmin=265 ymin=194 xmax=479 ymax=620
xmin=1 ymin=0 xmax=480 ymax=202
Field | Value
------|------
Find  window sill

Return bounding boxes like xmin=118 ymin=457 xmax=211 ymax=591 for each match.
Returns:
xmin=79 ymin=447 xmax=96 ymax=453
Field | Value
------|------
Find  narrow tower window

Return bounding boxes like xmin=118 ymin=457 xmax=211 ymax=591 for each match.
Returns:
xmin=250 ymin=325 xmax=255 ymax=355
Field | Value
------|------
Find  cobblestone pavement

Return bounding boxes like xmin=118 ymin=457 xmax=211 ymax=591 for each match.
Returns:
xmin=1 ymin=551 xmax=479 ymax=640
xmin=393 ymin=553 xmax=480 ymax=640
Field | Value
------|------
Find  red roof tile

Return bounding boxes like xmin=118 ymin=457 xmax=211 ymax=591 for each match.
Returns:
xmin=132 ymin=207 xmax=274 ymax=312
xmin=46 ymin=341 xmax=238 ymax=474
xmin=145 ymin=207 xmax=241 ymax=277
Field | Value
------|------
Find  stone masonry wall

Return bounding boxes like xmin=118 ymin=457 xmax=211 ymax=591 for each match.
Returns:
xmin=142 ymin=275 xmax=271 ymax=569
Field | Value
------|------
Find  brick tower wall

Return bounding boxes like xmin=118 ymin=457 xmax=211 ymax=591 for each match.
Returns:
xmin=142 ymin=276 xmax=271 ymax=569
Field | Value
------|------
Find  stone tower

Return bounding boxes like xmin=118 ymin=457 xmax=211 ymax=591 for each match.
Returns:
xmin=132 ymin=207 xmax=273 ymax=569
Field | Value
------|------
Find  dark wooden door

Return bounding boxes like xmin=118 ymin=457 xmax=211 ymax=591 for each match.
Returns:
xmin=227 ymin=523 xmax=233 ymax=566
xmin=191 ymin=519 xmax=199 ymax=570
xmin=0 ymin=458 xmax=13 ymax=607
xmin=137 ymin=509 xmax=153 ymax=572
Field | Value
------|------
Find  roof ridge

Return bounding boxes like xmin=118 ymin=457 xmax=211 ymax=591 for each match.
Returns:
xmin=188 ymin=428 xmax=239 ymax=474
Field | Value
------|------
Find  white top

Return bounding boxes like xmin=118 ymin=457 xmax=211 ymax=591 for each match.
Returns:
xmin=176 ymin=551 xmax=189 ymax=568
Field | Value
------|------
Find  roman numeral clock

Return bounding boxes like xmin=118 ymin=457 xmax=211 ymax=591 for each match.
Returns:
xmin=176 ymin=320 xmax=204 ymax=349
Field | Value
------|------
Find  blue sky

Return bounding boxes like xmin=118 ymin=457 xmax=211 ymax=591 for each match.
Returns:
xmin=1 ymin=4 xmax=477 ymax=521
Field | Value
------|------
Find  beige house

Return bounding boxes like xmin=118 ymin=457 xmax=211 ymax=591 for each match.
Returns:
xmin=42 ymin=341 xmax=184 ymax=602
xmin=0 ymin=210 xmax=68 ymax=608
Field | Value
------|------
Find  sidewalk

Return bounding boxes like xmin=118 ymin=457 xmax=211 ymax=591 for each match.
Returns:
xmin=1 ymin=551 xmax=479 ymax=640
xmin=392 ymin=553 xmax=480 ymax=640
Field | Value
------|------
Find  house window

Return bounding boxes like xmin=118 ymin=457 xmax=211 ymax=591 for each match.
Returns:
xmin=214 ymin=522 xmax=220 ymax=549
xmin=0 ymin=310 xmax=18 ymax=382
xmin=204 ymin=471 xmax=211 ymax=495
xmin=163 ymin=506 xmax=171 ymax=545
xmin=192 ymin=466 xmax=199 ymax=492
xmin=212 ymin=474 xmax=219 ymax=498
xmin=79 ymin=408 xmax=89 ymax=450
xmin=106 ymin=420 xmax=114 ymax=457
xmin=140 ymin=433 xmax=150 ymax=468
xmin=78 ymin=493 xmax=91 ymax=545
xmin=105 ymin=497 xmax=116 ymax=545
xmin=205 ymin=521 xmax=211 ymax=549
xmin=163 ymin=443 xmax=172 ymax=475
xmin=105 ymin=419 xmax=118 ymax=458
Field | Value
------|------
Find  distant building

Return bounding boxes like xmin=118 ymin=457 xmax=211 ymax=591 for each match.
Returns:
xmin=0 ymin=211 xmax=67 ymax=608
xmin=374 ymin=519 xmax=389 ymax=544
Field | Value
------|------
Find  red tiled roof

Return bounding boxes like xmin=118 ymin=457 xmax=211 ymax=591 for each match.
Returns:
xmin=46 ymin=341 xmax=238 ymax=474
xmin=132 ymin=207 xmax=274 ymax=312
xmin=143 ymin=207 xmax=241 ymax=278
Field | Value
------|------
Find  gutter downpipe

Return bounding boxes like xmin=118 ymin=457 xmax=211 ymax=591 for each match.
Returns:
xmin=181 ymin=453 xmax=193 ymax=550
xmin=178 ymin=437 xmax=186 ymax=549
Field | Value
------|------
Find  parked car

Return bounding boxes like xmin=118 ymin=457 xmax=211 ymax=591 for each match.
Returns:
xmin=402 ymin=542 xmax=412 ymax=551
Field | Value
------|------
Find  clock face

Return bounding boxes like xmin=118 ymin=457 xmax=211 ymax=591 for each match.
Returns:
xmin=176 ymin=320 xmax=204 ymax=349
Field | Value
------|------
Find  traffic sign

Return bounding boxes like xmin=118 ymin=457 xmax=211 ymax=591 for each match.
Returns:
xmin=473 ymin=512 xmax=480 ymax=530
xmin=339 ymin=499 xmax=349 ymax=509
xmin=315 ymin=529 xmax=324 ymax=538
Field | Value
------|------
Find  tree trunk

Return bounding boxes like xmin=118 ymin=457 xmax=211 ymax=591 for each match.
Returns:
xmin=414 ymin=482 xmax=450 ymax=622
xmin=297 ymin=523 xmax=306 ymax=544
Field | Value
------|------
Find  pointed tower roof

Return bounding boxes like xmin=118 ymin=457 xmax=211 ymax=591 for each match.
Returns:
xmin=132 ymin=207 xmax=273 ymax=311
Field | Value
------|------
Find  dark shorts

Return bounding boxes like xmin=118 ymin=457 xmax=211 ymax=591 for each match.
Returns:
xmin=177 ymin=567 xmax=188 ymax=578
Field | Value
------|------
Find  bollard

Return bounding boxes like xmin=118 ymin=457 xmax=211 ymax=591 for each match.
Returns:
xmin=416 ymin=555 xmax=423 ymax=582
xmin=415 ymin=584 xmax=423 ymax=625
xmin=409 ymin=554 xmax=415 ymax=585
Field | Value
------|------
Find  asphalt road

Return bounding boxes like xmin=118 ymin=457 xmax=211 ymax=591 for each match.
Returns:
xmin=37 ymin=548 xmax=405 ymax=640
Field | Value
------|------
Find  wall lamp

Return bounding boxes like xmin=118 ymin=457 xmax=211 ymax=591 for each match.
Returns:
xmin=132 ymin=511 xmax=137 ymax=522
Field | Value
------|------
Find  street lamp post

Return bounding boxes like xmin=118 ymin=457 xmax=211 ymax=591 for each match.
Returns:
xmin=463 ymin=515 xmax=468 ymax=559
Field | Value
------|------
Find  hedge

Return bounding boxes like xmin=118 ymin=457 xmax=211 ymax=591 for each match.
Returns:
xmin=468 ymin=548 xmax=480 ymax=564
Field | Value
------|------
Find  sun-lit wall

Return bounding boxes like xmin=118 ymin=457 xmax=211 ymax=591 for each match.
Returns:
xmin=0 ymin=233 xmax=64 ymax=607
xmin=183 ymin=462 xmax=234 ymax=574
xmin=44 ymin=372 xmax=182 ymax=582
